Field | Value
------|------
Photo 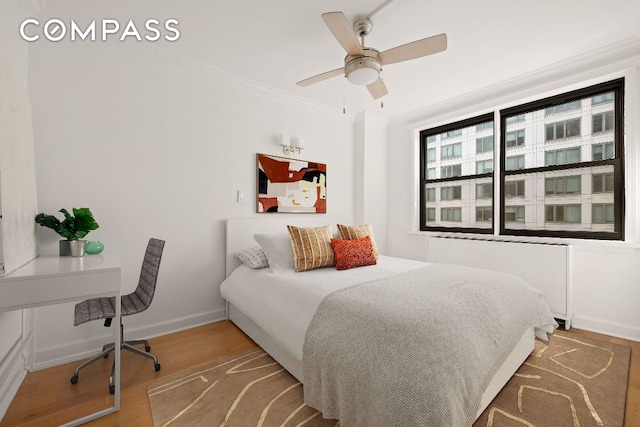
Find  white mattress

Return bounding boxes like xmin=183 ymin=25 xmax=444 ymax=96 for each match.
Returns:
xmin=220 ymin=256 xmax=427 ymax=361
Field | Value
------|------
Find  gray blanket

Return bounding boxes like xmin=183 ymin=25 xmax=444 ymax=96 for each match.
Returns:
xmin=302 ymin=264 xmax=557 ymax=427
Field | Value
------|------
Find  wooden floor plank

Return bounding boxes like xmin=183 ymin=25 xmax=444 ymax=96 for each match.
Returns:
xmin=1 ymin=321 xmax=637 ymax=426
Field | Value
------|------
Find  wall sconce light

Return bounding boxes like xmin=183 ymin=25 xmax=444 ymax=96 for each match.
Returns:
xmin=280 ymin=135 xmax=304 ymax=156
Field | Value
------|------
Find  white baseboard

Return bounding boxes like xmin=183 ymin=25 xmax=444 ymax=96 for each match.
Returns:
xmin=31 ymin=308 xmax=227 ymax=371
xmin=0 ymin=338 xmax=28 ymax=421
xmin=572 ymin=314 xmax=640 ymax=342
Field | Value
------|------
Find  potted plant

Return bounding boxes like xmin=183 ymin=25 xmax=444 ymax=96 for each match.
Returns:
xmin=35 ymin=208 xmax=100 ymax=257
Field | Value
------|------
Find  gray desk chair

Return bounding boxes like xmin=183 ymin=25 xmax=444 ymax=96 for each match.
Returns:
xmin=70 ymin=238 xmax=165 ymax=394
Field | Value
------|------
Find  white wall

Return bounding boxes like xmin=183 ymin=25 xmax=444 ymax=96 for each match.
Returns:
xmin=354 ymin=111 xmax=389 ymax=254
xmin=387 ymin=39 xmax=640 ymax=341
xmin=0 ymin=0 xmax=38 ymax=418
xmin=26 ymin=35 xmax=355 ymax=367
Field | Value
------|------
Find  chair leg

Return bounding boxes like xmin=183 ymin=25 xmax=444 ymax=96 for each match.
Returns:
xmin=109 ymin=359 xmax=115 ymax=395
xmin=72 ymin=321 xmax=161 ymax=393
xmin=106 ymin=343 xmax=161 ymax=395
xmin=125 ymin=338 xmax=151 ymax=352
xmin=123 ymin=342 xmax=158 ymax=363
xmin=70 ymin=344 xmax=115 ymax=384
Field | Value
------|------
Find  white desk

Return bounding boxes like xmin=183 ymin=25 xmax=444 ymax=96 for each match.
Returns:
xmin=0 ymin=253 xmax=121 ymax=426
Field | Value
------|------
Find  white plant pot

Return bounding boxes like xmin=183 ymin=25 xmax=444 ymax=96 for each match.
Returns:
xmin=69 ymin=240 xmax=87 ymax=257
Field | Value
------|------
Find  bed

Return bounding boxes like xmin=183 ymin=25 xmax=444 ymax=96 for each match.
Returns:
xmin=220 ymin=216 xmax=557 ymax=426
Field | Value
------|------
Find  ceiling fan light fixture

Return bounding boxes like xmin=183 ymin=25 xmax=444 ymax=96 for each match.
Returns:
xmin=297 ymin=11 xmax=447 ymax=99
xmin=347 ymin=65 xmax=379 ymax=85
xmin=345 ymin=48 xmax=382 ymax=86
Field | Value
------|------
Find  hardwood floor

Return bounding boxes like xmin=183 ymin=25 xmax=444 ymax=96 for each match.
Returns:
xmin=1 ymin=321 xmax=638 ymax=426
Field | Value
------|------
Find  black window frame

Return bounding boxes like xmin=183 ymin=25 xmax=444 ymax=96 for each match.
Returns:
xmin=420 ymin=112 xmax=494 ymax=233
xmin=500 ymin=78 xmax=624 ymax=240
xmin=420 ymin=78 xmax=624 ymax=240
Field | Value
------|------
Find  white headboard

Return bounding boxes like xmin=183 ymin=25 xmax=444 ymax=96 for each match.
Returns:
xmin=225 ymin=215 xmax=346 ymax=276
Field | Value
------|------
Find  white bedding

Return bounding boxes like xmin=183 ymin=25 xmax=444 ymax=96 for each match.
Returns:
xmin=220 ymin=255 xmax=427 ymax=362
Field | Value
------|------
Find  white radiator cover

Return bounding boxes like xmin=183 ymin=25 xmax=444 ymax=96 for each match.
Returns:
xmin=426 ymin=237 xmax=572 ymax=327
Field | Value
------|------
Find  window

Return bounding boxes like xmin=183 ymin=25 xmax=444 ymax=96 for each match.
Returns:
xmin=421 ymin=77 xmax=624 ymax=239
xmin=545 ymin=205 xmax=581 ymax=223
xmin=476 ymin=121 xmax=493 ymax=131
xmin=476 ymin=207 xmax=492 ymax=222
xmin=505 ymin=155 xmax=525 ymax=170
xmin=592 ymin=142 xmax=614 ymax=160
xmin=545 ymin=100 xmax=581 ymax=115
xmin=545 ymin=118 xmax=581 ymax=141
xmin=442 ymin=129 xmax=462 ymax=139
xmin=498 ymin=78 xmax=624 ymax=239
xmin=427 ymin=168 xmax=436 ymax=179
xmin=545 ymin=176 xmax=581 ymax=195
xmin=545 ymin=147 xmax=581 ymax=166
xmin=504 ymin=180 xmax=525 ymax=198
xmin=476 ymin=183 xmax=492 ymax=199
xmin=426 ymin=187 xmax=436 ymax=201
xmin=426 ymin=148 xmax=436 ymax=162
xmin=420 ymin=113 xmax=494 ymax=232
xmin=592 ymin=92 xmax=614 ymax=104
xmin=426 ymin=135 xmax=437 ymax=144
xmin=426 ymin=208 xmax=436 ymax=221
xmin=504 ymin=206 xmax=525 ymax=222
xmin=592 ymin=111 xmax=614 ymax=133
xmin=592 ymin=173 xmax=614 ymax=193
xmin=592 ymin=204 xmax=614 ymax=223
xmin=506 ymin=130 xmax=525 ymax=148
xmin=441 ymin=185 xmax=462 ymax=200
xmin=441 ymin=207 xmax=462 ymax=221
xmin=441 ymin=164 xmax=462 ymax=178
xmin=441 ymin=143 xmax=462 ymax=159
xmin=476 ymin=136 xmax=493 ymax=153
xmin=506 ymin=114 xmax=525 ymax=123
xmin=476 ymin=159 xmax=493 ymax=174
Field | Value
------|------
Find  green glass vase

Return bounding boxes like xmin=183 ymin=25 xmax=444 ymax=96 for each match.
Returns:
xmin=85 ymin=241 xmax=104 ymax=255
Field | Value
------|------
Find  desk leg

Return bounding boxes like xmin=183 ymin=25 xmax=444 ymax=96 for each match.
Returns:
xmin=113 ymin=292 xmax=121 ymax=409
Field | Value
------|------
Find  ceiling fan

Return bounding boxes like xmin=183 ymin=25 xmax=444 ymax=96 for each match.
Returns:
xmin=296 ymin=10 xmax=447 ymax=99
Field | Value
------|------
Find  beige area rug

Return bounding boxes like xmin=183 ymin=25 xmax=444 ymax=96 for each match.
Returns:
xmin=474 ymin=331 xmax=630 ymax=427
xmin=148 ymin=332 xmax=630 ymax=427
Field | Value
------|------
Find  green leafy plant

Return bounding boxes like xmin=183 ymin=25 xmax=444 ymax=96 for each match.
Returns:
xmin=35 ymin=208 xmax=99 ymax=241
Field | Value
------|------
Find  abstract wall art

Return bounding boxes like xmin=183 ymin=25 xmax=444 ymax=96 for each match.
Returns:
xmin=257 ymin=154 xmax=326 ymax=213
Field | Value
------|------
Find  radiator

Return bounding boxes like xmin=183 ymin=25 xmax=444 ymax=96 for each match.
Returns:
xmin=426 ymin=236 xmax=572 ymax=328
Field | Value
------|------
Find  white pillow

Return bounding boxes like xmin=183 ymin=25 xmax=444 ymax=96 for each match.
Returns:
xmin=233 ymin=246 xmax=268 ymax=269
xmin=253 ymin=233 xmax=295 ymax=273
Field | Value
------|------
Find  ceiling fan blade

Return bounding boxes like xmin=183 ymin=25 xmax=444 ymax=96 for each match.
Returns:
xmin=367 ymin=77 xmax=388 ymax=99
xmin=296 ymin=67 xmax=344 ymax=87
xmin=379 ymin=33 xmax=447 ymax=65
xmin=322 ymin=12 xmax=364 ymax=56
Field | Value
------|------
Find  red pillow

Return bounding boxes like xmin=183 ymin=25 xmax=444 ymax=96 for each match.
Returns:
xmin=330 ymin=236 xmax=377 ymax=271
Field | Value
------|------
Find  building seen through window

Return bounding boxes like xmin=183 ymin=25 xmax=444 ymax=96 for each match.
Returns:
xmin=420 ymin=78 xmax=624 ymax=239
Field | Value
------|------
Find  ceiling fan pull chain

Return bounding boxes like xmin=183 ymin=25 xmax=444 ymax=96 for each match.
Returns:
xmin=343 ymin=81 xmax=347 ymax=114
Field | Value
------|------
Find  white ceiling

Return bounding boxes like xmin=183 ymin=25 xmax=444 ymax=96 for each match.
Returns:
xmin=41 ymin=0 xmax=640 ymax=118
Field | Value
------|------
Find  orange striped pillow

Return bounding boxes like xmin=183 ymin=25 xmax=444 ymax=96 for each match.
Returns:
xmin=336 ymin=223 xmax=379 ymax=259
xmin=287 ymin=225 xmax=335 ymax=272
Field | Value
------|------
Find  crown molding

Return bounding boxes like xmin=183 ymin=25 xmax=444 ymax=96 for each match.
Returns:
xmin=92 ymin=42 xmax=354 ymax=122
xmin=396 ymin=37 xmax=640 ymax=129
